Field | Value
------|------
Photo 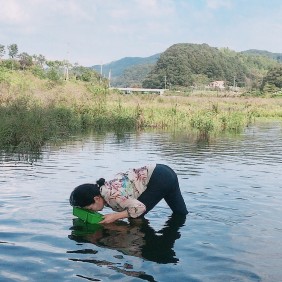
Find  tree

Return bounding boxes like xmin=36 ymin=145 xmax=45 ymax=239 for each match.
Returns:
xmin=18 ymin=52 xmax=33 ymax=70
xmin=7 ymin=44 xmax=18 ymax=70
xmin=8 ymin=44 xmax=18 ymax=59
xmin=33 ymin=54 xmax=46 ymax=68
xmin=46 ymin=60 xmax=63 ymax=69
xmin=0 ymin=44 xmax=5 ymax=61
xmin=47 ymin=68 xmax=61 ymax=81
xmin=71 ymin=65 xmax=100 ymax=83
xmin=46 ymin=60 xmax=63 ymax=81
xmin=113 ymin=64 xmax=154 ymax=87
xmin=31 ymin=65 xmax=46 ymax=79
xmin=261 ymin=66 xmax=282 ymax=93
xmin=1 ymin=59 xmax=20 ymax=70
xmin=191 ymin=74 xmax=210 ymax=87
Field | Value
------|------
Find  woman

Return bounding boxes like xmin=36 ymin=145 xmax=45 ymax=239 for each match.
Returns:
xmin=69 ymin=164 xmax=188 ymax=224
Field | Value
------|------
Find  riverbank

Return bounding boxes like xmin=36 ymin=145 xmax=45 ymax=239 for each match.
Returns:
xmin=1 ymin=71 xmax=282 ymax=150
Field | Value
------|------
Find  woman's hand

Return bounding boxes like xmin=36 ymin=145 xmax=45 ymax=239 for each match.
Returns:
xmin=100 ymin=210 xmax=129 ymax=224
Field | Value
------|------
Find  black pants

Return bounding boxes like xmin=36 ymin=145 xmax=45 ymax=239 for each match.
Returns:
xmin=137 ymin=164 xmax=188 ymax=215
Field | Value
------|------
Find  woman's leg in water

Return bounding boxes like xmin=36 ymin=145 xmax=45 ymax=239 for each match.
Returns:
xmin=137 ymin=164 xmax=188 ymax=215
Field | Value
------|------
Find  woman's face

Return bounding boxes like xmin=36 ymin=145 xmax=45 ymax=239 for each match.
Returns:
xmin=84 ymin=196 xmax=104 ymax=211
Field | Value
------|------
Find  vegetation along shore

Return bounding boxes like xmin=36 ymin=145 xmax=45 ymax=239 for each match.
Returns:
xmin=0 ymin=43 xmax=282 ymax=151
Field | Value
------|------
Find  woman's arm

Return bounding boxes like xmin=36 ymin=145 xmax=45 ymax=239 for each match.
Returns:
xmin=101 ymin=175 xmax=147 ymax=222
xmin=100 ymin=210 xmax=129 ymax=224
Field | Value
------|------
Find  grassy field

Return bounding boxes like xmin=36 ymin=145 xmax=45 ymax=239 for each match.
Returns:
xmin=1 ymin=69 xmax=282 ymax=150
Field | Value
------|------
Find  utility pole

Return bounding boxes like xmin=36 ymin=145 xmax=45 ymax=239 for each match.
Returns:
xmin=100 ymin=63 xmax=103 ymax=84
xmin=64 ymin=64 xmax=69 ymax=80
xmin=65 ymin=43 xmax=70 ymax=81
xmin=164 ymin=75 xmax=167 ymax=89
xmin=108 ymin=69 xmax=111 ymax=88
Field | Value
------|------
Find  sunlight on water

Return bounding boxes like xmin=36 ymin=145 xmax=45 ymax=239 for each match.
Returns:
xmin=1 ymin=122 xmax=282 ymax=281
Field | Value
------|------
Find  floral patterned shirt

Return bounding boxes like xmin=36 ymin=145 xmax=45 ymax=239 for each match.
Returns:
xmin=100 ymin=164 xmax=156 ymax=218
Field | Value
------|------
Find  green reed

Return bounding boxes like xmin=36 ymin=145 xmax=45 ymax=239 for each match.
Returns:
xmin=1 ymin=70 xmax=282 ymax=150
xmin=0 ymin=97 xmax=81 ymax=150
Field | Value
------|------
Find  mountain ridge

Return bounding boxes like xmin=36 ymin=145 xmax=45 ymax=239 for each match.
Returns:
xmin=91 ymin=53 xmax=160 ymax=78
xmin=91 ymin=44 xmax=282 ymax=88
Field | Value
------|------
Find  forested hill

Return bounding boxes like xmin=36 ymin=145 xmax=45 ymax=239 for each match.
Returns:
xmin=241 ymin=49 xmax=282 ymax=62
xmin=91 ymin=54 xmax=160 ymax=78
xmin=90 ymin=43 xmax=281 ymax=89
xmin=142 ymin=43 xmax=279 ymax=89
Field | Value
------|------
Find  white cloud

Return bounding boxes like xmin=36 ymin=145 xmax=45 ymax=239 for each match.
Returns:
xmin=0 ymin=0 xmax=281 ymax=65
xmin=47 ymin=0 xmax=96 ymax=22
xmin=0 ymin=0 xmax=29 ymax=24
xmin=0 ymin=0 xmax=97 ymax=27
xmin=135 ymin=0 xmax=175 ymax=17
xmin=206 ymin=0 xmax=232 ymax=10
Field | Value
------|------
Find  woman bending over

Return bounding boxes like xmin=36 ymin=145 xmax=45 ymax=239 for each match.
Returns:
xmin=69 ymin=164 xmax=188 ymax=224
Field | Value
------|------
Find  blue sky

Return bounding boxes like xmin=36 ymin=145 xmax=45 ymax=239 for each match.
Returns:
xmin=1 ymin=0 xmax=282 ymax=66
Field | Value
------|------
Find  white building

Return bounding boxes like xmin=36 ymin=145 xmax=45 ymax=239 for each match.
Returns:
xmin=209 ymin=81 xmax=225 ymax=89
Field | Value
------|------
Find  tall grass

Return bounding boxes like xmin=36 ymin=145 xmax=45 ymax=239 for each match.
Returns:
xmin=0 ymin=97 xmax=79 ymax=150
xmin=1 ymin=70 xmax=282 ymax=150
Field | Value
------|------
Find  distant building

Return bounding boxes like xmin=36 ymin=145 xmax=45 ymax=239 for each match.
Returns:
xmin=209 ymin=81 xmax=225 ymax=89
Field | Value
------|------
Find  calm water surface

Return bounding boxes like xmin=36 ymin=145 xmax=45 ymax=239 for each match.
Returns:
xmin=0 ymin=122 xmax=282 ymax=282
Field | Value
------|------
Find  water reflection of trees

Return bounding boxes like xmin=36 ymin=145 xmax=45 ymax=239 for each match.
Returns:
xmin=0 ymin=129 xmax=240 ymax=164
xmin=0 ymin=149 xmax=43 ymax=164
xmin=68 ymin=214 xmax=186 ymax=281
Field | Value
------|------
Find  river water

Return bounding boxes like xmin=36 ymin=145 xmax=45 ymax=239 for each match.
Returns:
xmin=0 ymin=121 xmax=282 ymax=282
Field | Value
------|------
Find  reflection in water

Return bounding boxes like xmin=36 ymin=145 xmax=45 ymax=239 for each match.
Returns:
xmin=0 ymin=149 xmax=42 ymax=164
xmin=68 ymin=214 xmax=186 ymax=280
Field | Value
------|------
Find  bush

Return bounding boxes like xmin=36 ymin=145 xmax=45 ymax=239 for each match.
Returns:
xmin=190 ymin=112 xmax=214 ymax=138
xmin=32 ymin=65 xmax=46 ymax=79
xmin=47 ymin=68 xmax=61 ymax=81
xmin=0 ymin=59 xmax=20 ymax=70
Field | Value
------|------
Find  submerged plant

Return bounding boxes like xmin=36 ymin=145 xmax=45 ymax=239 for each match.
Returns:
xmin=190 ymin=112 xmax=214 ymax=138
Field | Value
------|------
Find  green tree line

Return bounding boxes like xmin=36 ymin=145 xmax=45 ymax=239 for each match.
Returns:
xmin=0 ymin=43 xmax=104 ymax=84
xmin=1 ymin=42 xmax=282 ymax=95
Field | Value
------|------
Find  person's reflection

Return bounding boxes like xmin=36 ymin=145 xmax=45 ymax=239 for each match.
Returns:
xmin=68 ymin=213 xmax=186 ymax=264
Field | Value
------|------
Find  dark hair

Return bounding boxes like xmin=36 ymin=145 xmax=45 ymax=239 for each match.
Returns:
xmin=69 ymin=178 xmax=105 ymax=208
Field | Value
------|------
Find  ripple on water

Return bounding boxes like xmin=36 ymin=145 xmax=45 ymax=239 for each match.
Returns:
xmin=0 ymin=122 xmax=282 ymax=281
